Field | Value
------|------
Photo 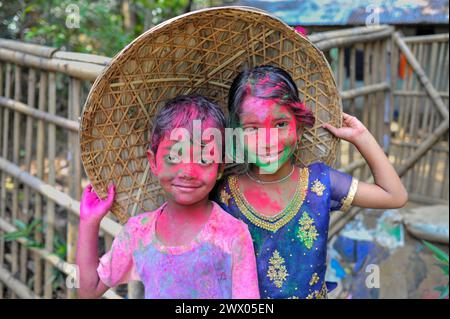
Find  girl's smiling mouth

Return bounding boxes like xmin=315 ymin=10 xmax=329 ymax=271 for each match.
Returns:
xmin=172 ymin=183 xmax=203 ymax=192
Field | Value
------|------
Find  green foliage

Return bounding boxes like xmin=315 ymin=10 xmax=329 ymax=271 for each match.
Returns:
xmin=423 ymin=240 xmax=449 ymax=299
xmin=3 ymin=218 xmax=43 ymax=248
xmin=1 ymin=0 xmax=217 ymax=57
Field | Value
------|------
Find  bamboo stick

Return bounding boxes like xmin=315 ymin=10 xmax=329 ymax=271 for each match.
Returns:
xmin=33 ymin=71 xmax=47 ymax=296
xmin=0 ymin=157 xmax=121 ymax=237
xmin=398 ymin=120 xmax=449 ymax=177
xmin=52 ymin=51 xmax=111 ymax=66
xmin=309 ymin=25 xmax=392 ymax=43
xmin=393 ymin=90 xmax=448 ymax=98
xmin=394 ymin=32 xmax=449 ymax=121
xmin=11 ymin=65 xmax=21 ymax=299
xmin=0 ymin=267 xmax=38 ymax=299
xmin=0 ymin=63 xmax=11 ymax=298
xmin=67 ymin=78 xmax=81 ymax=299
xmin=0 ymin=217 xmax=122 ymax=299
xmin=403 ymin=33 xmax=449 ymax=44
xmin=20 ymin=69 xmax=36 ymax=286
xmin=0 ymin=39 xmax=57 ymax=58
xmin=340 ymin=82 xmax=390 ymax=100
xmin=44 ymin=72 xmax=56 ymax=298
xmin=0 ymin=96 xmax=79 ymax=131
xmin=315 ymin=27 xmax=394 ymax=51
xmin=362 ymin=42 xmax=371 ymax=180
xmin=0 ymin=48 xmax=105 ymax=81
xmin=349 ymin=45 xmax=356 ymax=163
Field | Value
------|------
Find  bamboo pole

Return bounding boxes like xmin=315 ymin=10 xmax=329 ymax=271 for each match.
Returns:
xmin=398 ymin=119 xmax=449 ymax=177
xmin=348 ymin=45 xmax=356 ymax=164
xmin=52 ymin=51 xmax=111 ymax=66
xmin=44 ymin=72 xmax=56 ymax=298
xmin=393 ymin=32 xmax=449 ymax=121
xmin=0 ymin=62 xmax=4 ymax=299
xmin=0 ymin=63 xmax=11 ymax=298
xmin=309 ymin=25 xmax=392 ymax=43
xmin=11 ymin=65 xmax=21 ymax=299
xmin=19 ymin=69 xmax=36 ymax=287
xmin=0 ymin=217 xmax=122 ymax=299
xmin=0 ymin=39 xmax=57 ymax=58
xmin=393 ymin=90 xmax=448 ymax=98
xmin=0 ymin=96 xmax=79 ymax=131
xmin=33 ymin=71 xmax=47 ymax=296
xmin=403 ymin=33 xmax=449 ymax=44
xmin=0 ymin=48 xmax=104 ymax=81
xmin=340 ymin=82 xmax=390 ymax=100
xmin=315 ymin=28 xmax=394 ymax=51
xmin=0 ymin=157 xmax=121 ymax=237
xmin=66 ymin=78 xmax=81 ymax=299
xmin=0 ymin=267 xmax=38 ymax=299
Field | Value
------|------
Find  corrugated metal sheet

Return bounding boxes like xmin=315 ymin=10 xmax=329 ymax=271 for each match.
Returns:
xmin=231 ymin=0 xmax=449 ymax=25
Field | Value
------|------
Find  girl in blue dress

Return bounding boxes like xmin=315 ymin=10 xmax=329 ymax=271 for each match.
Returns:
xmin=214 ymin=65 xmax=408 ymax=299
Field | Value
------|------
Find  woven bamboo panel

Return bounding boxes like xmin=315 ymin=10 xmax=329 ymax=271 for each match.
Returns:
xmin=80 ymin=6 xmax=342 ymax=224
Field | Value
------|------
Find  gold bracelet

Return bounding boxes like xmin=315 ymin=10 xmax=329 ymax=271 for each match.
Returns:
xmin=340 ymin=178 xmax=359 ymax=213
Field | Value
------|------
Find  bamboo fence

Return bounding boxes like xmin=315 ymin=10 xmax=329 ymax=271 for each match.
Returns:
xmin=0 ymin=25 xmax=448 ymax=299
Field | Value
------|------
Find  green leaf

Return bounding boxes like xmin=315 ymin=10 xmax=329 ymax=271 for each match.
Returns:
xmin=4 ymin=231 xmax=26 ymax=241
xmin=434 ymin=263 xmax=449 ymax=276
xmin=423 ymin=241 xmax=449 ymax=264
xmin=435 ymin=285 xmax=449 ymax=299
xmin=13 ymin=219 xmax=27 ymax=230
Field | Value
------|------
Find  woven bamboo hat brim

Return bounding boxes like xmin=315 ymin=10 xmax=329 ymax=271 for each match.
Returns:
xmin=80 ymin=6 xmax=342 ymax=224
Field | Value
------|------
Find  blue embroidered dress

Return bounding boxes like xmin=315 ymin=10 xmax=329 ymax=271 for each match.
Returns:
xmin=214 ymin=162 xmax=359 ymax=299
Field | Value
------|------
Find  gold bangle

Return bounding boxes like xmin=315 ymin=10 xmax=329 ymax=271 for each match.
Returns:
xmin=340 ymin=178 xmax=359 ymax=213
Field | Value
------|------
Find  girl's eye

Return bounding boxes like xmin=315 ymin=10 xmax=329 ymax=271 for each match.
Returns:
xmin=243 ymin=126 xmax=257 ymax=132
xmin=166 ymin=154 xmax=181 ymax=164
xmin=198 ymin=157 xmax=214 ymax=165
xmin=275 ymin=121 xmax=289 ymax=128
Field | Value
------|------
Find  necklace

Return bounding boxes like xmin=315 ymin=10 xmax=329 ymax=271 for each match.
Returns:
xmin=246 ymin=165 xmax=295 ymax=185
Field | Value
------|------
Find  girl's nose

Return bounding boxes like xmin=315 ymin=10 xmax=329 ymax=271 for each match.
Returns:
xmin=264 ymin=128 xmax=279 ymax=150
xmin=179 ymin=164 xmax=197 ymax=180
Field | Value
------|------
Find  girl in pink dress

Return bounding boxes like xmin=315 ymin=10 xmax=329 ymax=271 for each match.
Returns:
xmin=76 ymin=95 xmax=260 ymax=299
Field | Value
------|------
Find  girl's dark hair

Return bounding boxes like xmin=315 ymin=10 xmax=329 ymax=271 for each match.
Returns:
xmin=227 ymin=65 xmax=315 ymax=128
xmin=150 ymin=94 xmax=226 ymax=154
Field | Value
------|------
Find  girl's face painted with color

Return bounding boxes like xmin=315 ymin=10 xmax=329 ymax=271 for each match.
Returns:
xmin=239 ymin=95 xmax=298 ymax=174
xmin=147 ymin=120 xmax=221 ymax=206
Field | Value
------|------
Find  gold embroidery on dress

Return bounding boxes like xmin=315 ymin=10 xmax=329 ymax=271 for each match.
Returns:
xmin=220 ymin=189 xmax=231 ymax=206
xmin=228 ymin=168 xmax=309 ymax=233
xmin=311 ymin=179 xmax=326 ymax=196
xmin=296 ymin=212 xmax=318 ymax=249
xmin=267 ymin=250 xmax=289 ymax=289
xmin=309 ymin=272 xmax=319 ymax=286
xmin=306 ymin=282 xmax=327 ymax=299
xmin=340 ymin=178 xmax=359 ymax=212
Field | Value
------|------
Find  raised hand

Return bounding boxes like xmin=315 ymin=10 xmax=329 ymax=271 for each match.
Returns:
xmin=322 ymin=112 xmax=368 ymax=145
xmin=80 ymin=183 xmax=115 ymax=225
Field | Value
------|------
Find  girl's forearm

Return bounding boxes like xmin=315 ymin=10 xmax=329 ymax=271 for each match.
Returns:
xmin=353 ymin=130 xmax=408 ymax=206
xmin=76 ymin=220 xmax=105 ymax=298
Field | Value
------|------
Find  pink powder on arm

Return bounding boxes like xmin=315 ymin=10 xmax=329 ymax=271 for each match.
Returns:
xmin=231 ymin=225 xmax=260 ymax=299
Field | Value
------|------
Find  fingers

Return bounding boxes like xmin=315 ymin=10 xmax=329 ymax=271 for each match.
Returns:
xmin=322 ymin=123 xmax=340 ymax=136
xmin=81 ymin=183 xmax=93 ymax=199
xmin=104 ymin=183 xmax=115 ymax=207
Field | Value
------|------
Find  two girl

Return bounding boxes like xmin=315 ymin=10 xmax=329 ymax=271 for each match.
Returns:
xmin=77 ymin=66 xmax=408 ymax=299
